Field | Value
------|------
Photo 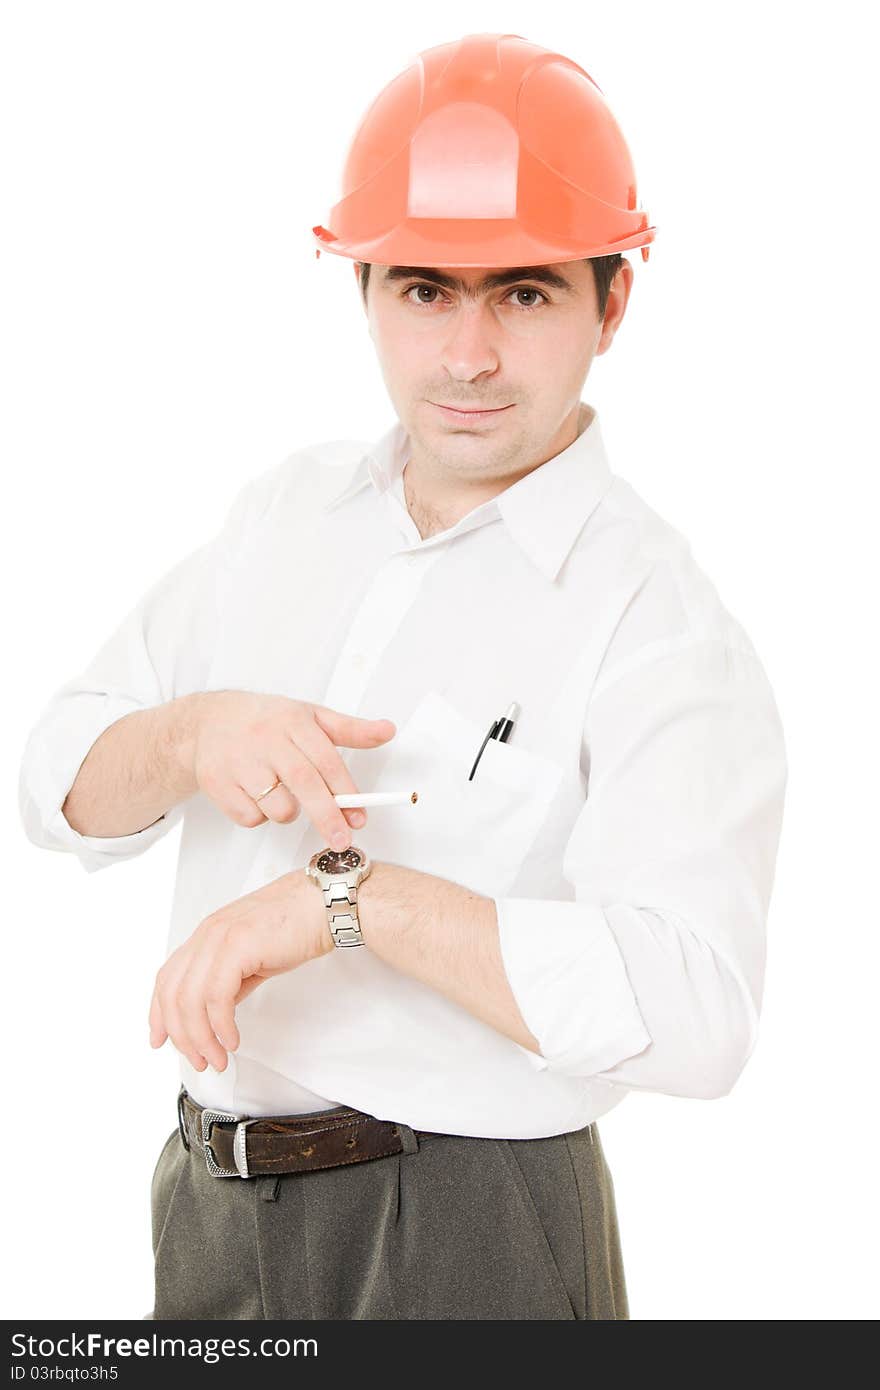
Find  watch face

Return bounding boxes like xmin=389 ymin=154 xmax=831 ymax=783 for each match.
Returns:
xmin=316 ymin=847 xmax=363 ymax=874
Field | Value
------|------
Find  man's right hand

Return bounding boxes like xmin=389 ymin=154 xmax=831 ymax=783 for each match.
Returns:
xmin=186 ymin=692 xmax=396 ymax=850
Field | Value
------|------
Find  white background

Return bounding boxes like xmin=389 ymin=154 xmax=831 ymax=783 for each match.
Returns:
xmin=3 ymin=0 xmax=878 ymax=1321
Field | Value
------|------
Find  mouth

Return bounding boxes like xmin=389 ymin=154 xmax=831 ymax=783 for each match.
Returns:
xmin=430 ymin=402 xmax=514 ymax=422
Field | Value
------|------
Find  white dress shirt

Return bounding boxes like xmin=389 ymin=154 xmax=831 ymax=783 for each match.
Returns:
xmin=18 ymin=400 xmax=788 ymax=1138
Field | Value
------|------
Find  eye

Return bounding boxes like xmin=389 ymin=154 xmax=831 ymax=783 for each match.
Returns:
xmin=506 ymin=287 xmax=547 ymax=309
xmin=403 ymin=284 xmax=443 ymax=306
xmin=401 ymin=284 xmax=549 ymax=311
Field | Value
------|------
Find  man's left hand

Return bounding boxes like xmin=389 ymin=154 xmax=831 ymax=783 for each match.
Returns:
xmin=148 ymin=868 xmax=332 ymax=1073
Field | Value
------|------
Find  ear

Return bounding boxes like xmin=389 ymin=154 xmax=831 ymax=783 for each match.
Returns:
xmin=353 ymin=262 xmax=367 ymax=312
xmin=596 ymin=258 xmax=634 ymax=357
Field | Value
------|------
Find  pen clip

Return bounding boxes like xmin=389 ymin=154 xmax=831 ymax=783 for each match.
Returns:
xmin=468 ymin=719 xmax=501 ymax=781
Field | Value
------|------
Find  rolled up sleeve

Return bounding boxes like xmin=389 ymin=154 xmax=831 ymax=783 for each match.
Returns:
xmin=18 ymin=453 xmax=298 ymax=873
xmin=18 ymin=691 xmax=185 ymax=873
xmin=495 ymin=638 xmax=788 ymax=1098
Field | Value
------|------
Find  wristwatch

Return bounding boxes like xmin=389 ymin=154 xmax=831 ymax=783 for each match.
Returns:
xmin=306 ymin=844 xmax=373 ymax=948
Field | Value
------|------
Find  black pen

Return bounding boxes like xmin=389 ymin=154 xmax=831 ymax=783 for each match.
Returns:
xmin=468 ymin=702 xmax=520 ymax=781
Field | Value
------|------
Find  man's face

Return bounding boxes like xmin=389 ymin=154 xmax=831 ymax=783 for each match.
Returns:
xmin=357 ymin=259 xmax=631 ymax=489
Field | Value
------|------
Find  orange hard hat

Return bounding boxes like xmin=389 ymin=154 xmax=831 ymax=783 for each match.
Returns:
xmin=312 ymin=32 xmax=656 ymax=269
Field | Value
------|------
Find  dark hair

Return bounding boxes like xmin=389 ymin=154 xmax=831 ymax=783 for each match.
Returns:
xmin=356 ymin=255 xmax=624 ymax=320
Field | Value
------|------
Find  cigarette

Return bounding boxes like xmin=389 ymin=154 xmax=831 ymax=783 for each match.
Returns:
xmin=334 ymin=791 xmax=418 ymax=808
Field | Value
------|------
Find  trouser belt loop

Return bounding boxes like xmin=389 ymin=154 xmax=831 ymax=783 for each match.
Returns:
xmin=396 ymin=1122 xmax=420 ymax=1155
xmin=176 ymin=1084 xmax=191 ymax=1151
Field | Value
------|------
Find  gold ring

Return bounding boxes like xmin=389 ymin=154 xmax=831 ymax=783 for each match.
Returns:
xmin=254 ymin=777 xmax=282 ymax=801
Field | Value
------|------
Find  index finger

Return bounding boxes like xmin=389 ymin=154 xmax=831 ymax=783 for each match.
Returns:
xmin=310 ymin=705 xmax=396 ymax=748
xmin=274 ymin=725 xmax=368 ymax=848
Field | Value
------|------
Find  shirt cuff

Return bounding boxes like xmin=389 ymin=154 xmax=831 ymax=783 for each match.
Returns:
xmin=43 ymin=800 xmax=174 ymax=873
xmin=19 ymin=692 xmax=179 ymax=873
xmin=494 ymin=896 xmax=653 ymax=1077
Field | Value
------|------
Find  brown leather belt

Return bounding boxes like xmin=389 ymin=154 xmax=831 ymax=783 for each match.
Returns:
xmin=177 ymin=1085 xmax=444 ymax=1179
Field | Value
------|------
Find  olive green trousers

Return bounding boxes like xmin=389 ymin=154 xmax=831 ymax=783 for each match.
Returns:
xmin=146 ymin=1109 xmax=629 ymax=1320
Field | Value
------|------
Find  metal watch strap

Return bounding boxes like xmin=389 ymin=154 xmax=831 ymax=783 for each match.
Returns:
xmin=321 ymin=876 xmax=365 ymax=947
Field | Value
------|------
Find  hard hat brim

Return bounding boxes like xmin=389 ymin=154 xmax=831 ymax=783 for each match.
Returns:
xmin=312 ymin=220 xmax=656 ymax=268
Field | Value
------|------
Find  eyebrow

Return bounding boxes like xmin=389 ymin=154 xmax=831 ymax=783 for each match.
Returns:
xmin=381 ymin=265 xmax=577 ymax=297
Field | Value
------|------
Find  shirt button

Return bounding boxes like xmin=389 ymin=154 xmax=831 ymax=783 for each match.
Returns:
xmin=406 ymin=553 xmax=420 ymax=567
xmin=351 ymin=652 xmax=366 ymax=668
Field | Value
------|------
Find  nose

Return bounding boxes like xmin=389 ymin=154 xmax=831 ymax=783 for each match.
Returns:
xmin=439 ymin=303 xmax=500 ymax=383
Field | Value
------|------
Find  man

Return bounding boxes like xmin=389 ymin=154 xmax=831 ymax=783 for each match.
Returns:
xmin=18 ymin=33 xmax=788 ymax=1321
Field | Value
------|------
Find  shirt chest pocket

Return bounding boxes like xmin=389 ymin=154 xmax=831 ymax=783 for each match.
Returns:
xmin=377 ymin=690 xmax=564 ymax=896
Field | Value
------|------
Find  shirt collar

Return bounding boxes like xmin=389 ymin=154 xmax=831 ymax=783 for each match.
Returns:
xmin=322 ymin=400 xmax=613 ymax=583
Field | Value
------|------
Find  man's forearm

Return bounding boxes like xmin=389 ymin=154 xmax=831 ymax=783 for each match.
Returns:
xmin=353 ymin=860 xmax=543 ymax=1057
xmin=61 ymin=693 xmax=203 ymax=838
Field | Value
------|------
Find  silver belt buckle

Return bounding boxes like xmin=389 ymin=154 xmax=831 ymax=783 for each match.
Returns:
xmin=200 ymin=1107 xmax=257 ymax=1178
